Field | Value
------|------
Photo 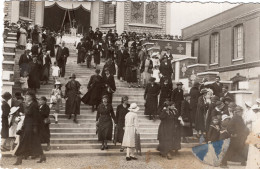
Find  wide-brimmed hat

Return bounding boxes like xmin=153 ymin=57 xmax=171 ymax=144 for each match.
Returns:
xmin=69 ymin=73 xmax=76 ymax=79
xmin=39 ymin=96 xmax=47 ymax=102
xmin=245 ymin=101 xmax=252 ymax=108
xmin=223 ymin=96 xmax=233 ymax=102
xmin=128 ymin=103 xmax=140 ymax=112
xmin=251 ymin=104 xmax=260 ymax=110
xmin=200 ymin=89 xmax=208 ymax=94
xmin=10 ymin=106 xmax=20 ymax=115
xmin=102 ymin=95 xmax=109 ymax=100
xmin=216 ymin=101 xmax=225 ymax=109
xmin=2 ymin=92 xmax=12 ymax=100
xmin=176 ymin=82 xmax=183 ymax=86
xmin=222 ymin=114 xmax=231 ymax=121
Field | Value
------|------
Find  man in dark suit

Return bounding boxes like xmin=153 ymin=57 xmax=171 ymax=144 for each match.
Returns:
xmin=94 ymin=28 xmax=103 ymax=42
xmin=171 ymin=82 xmax=184 ymax=114
xmin=60 ymin=41 xmax=69 ymax=77
xmin=210 ymin=76 xmax=223 ymax=97
xmin=220 ymin=85 xmax=233 ymax=101
xmin=159 ymin=57 xmax=173 ymax=83
xmin=19 ymin=49 xmax=32 ymax=76
xmin=116 ymin=46 xmax=129 ymax=81
xmin=54 ymin=44 xmax=63 ymax=75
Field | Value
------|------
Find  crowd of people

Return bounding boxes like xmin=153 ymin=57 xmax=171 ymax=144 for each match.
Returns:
xmin=2 ymin=21 xmax=260 ymax=168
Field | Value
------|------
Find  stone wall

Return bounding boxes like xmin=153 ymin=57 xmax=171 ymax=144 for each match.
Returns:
xmin=4 ymin=1 xmax=12 ymax=21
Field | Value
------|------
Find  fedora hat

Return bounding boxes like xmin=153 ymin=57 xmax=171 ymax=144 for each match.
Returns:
xmin=223 ymin=96 xmax=232 ymax=102
xmin=245 ymin=101 xmax=252 ymax=108
xmin=221 ymin=114 xmax=231 ymax=121
xmin=69 ymin=73 xmax=76 ymax=79
xmin=128 ymin=103 xmax=140 ymax=112
xmin=251 ymin=104 xmax=260 ymax=110
xmin=10 ymin=106 xmax=20 ymax=115
xmin=200 ymin=89 xmax=208 ymax=94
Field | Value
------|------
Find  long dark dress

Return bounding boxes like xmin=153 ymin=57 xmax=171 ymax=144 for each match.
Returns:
xmin=19 ymin=54 xmax=32 ymax=76
xmin=28 ymin=61 xmax=41 ymax=90
xmin=195 ymin=96 xmax=209 ymax=132
xmin=39 ymin=104 xmax=50 ymax=144
xmin=1 ymin=101 xmax=10 ymax=139
xmin=76 ymin=42 xmax=86 ymax=64
xmin=15 ymin=101 xmax=44 ymax=157
xmin=125 ymin=57 xmax=138 ymax=83
xmin=65 ymin=80 xmax=81 ymax=115
xmin=96 ymin=103 xmax=115 ymax=141
xmin=102 ymin=60 xmax=116 ymax=77
xmin=40 ymin=55 xmax=52 ymax=82
xmin=102 ymin=74 xmax=116 ymax=104
xmin=144 ymin=83 xmax=160 ymax=116
xmin=115 ymin=104 xmax=130 ymax=143
xmin=46 ymin=35 xmax=56 ymax=57
xmin=116 ymin=50 xmax=129 ymax=80
xmin=81 ymin=75 xmax=104 ymax=106
xmin=180 ymin=100 xmax=193 ymax=137
xmin=189 ymin=86 xmax=200 ymax=124
xmin=222 ymin=115 xmax=249 ymax=163
xmin=93 ymin=44 xmax=102 ymax=64
xmin=171 ymin=88 xmax=184 ymax=114
xmin=158 ymin=83 xmax=172 ymax=112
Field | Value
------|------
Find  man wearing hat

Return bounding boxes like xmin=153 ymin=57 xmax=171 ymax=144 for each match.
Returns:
xmin=210 ymin=76 xmax=223 ymax=97
xmin=159 ymin=57 xmax=173 ymax=83
xmin=60 ymin=41 xmax=69 ymax=77
xmin=28 ymin=56 xmax=41 ymax=92
xmin=19 ymin=49 xmax=32 ymax=76
xmin=1 ymin=92 xmax=12 ymax=151
xmin=220 ymin=85 xmax=233 ymax=101
xmin=144 ymin=77 xmax=160 ymax=120
xmin=171 ymin=82 xmax=184 ymax=114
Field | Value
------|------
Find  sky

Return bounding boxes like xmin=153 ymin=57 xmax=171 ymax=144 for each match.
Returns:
xmin=170 ymin=2 xmax=239 ymax=35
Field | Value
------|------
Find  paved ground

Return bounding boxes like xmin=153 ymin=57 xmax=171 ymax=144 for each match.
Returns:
xmin=0 ymin=148 xmax=245 ymax=169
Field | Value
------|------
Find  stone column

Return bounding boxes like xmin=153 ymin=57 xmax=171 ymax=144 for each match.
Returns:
xmin=116 ymin=1 xmax=125 ymax=35
xmin=90 ymin=1 xmax=100 ymax=29
xmin=35 ymin=1 xmax=45 ymax=26
xmin=11 ymin=1 xmax=20 ymax=23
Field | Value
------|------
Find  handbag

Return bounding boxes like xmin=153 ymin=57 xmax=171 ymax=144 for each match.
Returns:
xmin=44 ymin=117 xmax=51 ymax=124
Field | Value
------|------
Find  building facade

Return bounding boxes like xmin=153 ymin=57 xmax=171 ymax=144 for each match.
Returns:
xmin=182 ymin=4 xmax=260 ymax=101
xmin=4 ymin=1 xmax=172 ymax=35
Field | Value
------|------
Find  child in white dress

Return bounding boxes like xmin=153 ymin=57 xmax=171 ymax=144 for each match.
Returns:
xmin=50 ymin=81 xmax=63 ymax=124
xmin=51 ymin=61 xmax=60 ymax=82
xmin=19 ymin=71 xmax=29 ymax=95
xmin=26 ymin=39 xmax=32 ymax=50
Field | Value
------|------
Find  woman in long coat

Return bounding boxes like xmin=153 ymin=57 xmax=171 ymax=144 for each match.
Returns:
xmin=40 ymin=50 xmax=52 ymax=85
xmin=76 ymin=39 xmax=86 ymax=64
xmin=17 ymin=25 xmax=27 ymax=49
xmin=158 ymin=101 xmax=176 ymax=159
xmin=189 ymin=82 xmax=201 ymax=124
xmin=122 ymin=103 xmax=139 ymax=161
xmin=28 ymin=56 xmax=41 ymax=92
xmin=115 ymin=96 xmax=130 ymax=151
xmin=102 ymin=69 xmax=116 ymax=104
xmin=65 ymin=73 xmax=81 ymax=123
xmin=14 ymin=92 xmax=46 ymax=165
xmin=158 ymin=78 xmax=172 ymax=113
xmin=1 ymin=92 xmax=12 ymax=151
xmin=81 ymin=69 xmax=104 ymax=112
xmin=102 ymin=58 xmax=116 ymax=77
xmin=93 ymin=40 xmax=102 ymax=68
xmin=125 ymin=54 xmax=138 ymax=88
xmin=195 ymin=89 xmax=209 ymax=137
xmin=38 ymin=96 xmax=51 ymax=151
xmin=144 ymin=77 xmax=160 ymax=120
xmin=96 ymin=95 xmax=115 ymax=150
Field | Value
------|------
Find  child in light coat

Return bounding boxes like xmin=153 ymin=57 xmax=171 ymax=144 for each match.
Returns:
xmin=50 ymin=81 xmax=63 ymax=124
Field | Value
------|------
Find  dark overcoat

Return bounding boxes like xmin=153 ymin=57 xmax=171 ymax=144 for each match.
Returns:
xmin=158 ymin=83 xmax=172 ymax=111
xmin=15 ymin=101 xmax=44 ymax=157
xmin=116 ymin=50 xmax=129 ymax=80
xmin=189 ymin=86 xmax=200 ymax=123
xmin=195 ymin=96 xmax=209 ymax=132
xmin=28 ymin=62 xmax=41 ymax=89
xmin=159 ymin=60 xmax=173 ymax=80
xmin=210 ymin=82 xmax=223 ymax=97
xmin=115 ymin=104 xmax=130 ymax=143
xmin=171 ymin=88 xmax=184 ymax=113
xmin=39 ymin=104 xmax=50 ymax=144
xmin=93 ymin=44 xmax=102 ymax=64
xmin=102 ymin=74 xmax=116 ymax=104
xmin=1 ymin=101 xmax=10 ymax=138
xmin=65 ymin=80 xmax=81 ymax=115
xmin=144 ymin=83 xmax=160 ymax=116
xmin=125 ymin=57 xmax=138 ymax=83
xmin=180 ymin=100 xmax=193 ymax=137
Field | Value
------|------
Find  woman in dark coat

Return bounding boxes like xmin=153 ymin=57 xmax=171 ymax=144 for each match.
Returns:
xmin=220 ymin=106 xmax=249 ymax=167
xmin=1 ymin=92 xmax=12 ymax=151
xmin=96 ymin=95 xmax=116 ymax=150
xmin=40 ymin=50 xmax=52 ymax=85
xmin=28 ymin=56 xmax=41 ymax=92
xmin=144 ymin=77 xmax=160 ymax=120
xmin=31 ymin=26 xmax=39 ymax=44
xmin=189 ymin=82 xmax=201 ymax=124
xmin=180 ymin=93 xmax=193 ymax=142
xmin=93 ymin=40 xmax=102 ymax=68
xmin=125 ymin=54 xmax=138 ymax=88
xmin=102 ymin=58 xmax=116 ymax=77
xmin=38 ymin=96 xmax=51 ymax=151
xmin=157 ymin=101 xmax=179 ymax=159
xmin=195 ymin=89 xmax=209 ymax=138
xmin=46 ymin=33 xmax=56 ymax=57
xmin=205 ymin=96 xmax=219 ymax=132
xmin=81 ymin=69 xmax=104 ymax=112
xmin=158 ymin=78 xmax=172 ymax=113
xmin=14 ymin=92 xmax=46 ymax=165
xmin=65 ymin=73 xmax=81 ymax=123
xmin=102 ymin=69 xmax=116 ymax=104
xmin=115 ymin=96 xmax=130 ymax=151
xmin=76 ymin=38 xmax=86 ymax=64
xmin=171 ymin=82 xmax=184 ymax=114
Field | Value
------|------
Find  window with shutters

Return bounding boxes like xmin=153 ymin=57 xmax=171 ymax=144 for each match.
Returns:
xmin=103 ymin=2 xmax=116 ymax=24
xmin=210 ymin=33 xmax=219 ymax=64
xmin=233 ymin=24 xmax=244 ymax=60
xmin=19 ymin=1 xmax=30 ymax=18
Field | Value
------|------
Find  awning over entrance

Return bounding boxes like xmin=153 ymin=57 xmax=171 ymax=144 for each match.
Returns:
xmin=44 ymin=2 xmax=91 ymax=34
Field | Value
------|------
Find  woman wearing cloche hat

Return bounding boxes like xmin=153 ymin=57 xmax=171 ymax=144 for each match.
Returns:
xmin=122 ymin=103 xmax=140 ymax=161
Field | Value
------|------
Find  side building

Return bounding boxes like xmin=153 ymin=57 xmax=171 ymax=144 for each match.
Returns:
xmin=181 ymin=4 xmax=260 ymax=104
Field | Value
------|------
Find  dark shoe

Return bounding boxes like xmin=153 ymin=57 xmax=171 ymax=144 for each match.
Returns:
xmin=105 ymin=145 xmax=108 ymax=149
xmin=55 ymin=121 xmax=58 ymax=124
xmin=101 ymin=145 xmax=104 ymax=150
xmin=46 ymin=145 xmax=51 ymax=151
xmin=13 ymin=157 xmax=22 ymax=165
xmin=120 ymin=148 xmax=124 ymax=152
xmin=23 ymin=155 xmax=29 ymax=160
xmin=166 ymin=154 xmax=172 ymax=160
xmin=68 ymin=115 xmax=71 ymax=119
xmin=31 ymin=155 xmax=39 ymax=159
xmin=73 ymin=119 xmax=78 ymax=124
xmin=37 ymin=155 xmax=46 ymax=163
xmin=126 ymin=157 xmax=131 ymax=161
xmin=130 ymin=156 xmax=137 ymax=160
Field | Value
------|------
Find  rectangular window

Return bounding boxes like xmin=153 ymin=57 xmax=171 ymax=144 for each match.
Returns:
xmin=131 ymin=2 xmax=158 ymax=25
xmin=19 ymin=1 xmax=30 ymax=18
xmin=104 ymin=2 xmax=116 ymax=24
xmin=192 ymin=40 xmax=199 ymax=58
xmin=233 ymin=25 xmax=244 ymax=59
xmin=210 ymin=33 xmax=219 ymax=64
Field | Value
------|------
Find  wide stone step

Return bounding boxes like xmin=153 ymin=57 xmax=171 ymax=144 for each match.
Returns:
xmin=51 ymin=133 xmax=158 ymax=139
xmin=49 ymin=123 xmax=158 ymax=128
xmin=3 ymin=52 xmax=15 ymax=61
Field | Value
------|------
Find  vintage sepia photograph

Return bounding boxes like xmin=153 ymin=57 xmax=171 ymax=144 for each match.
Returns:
xmin=1 ymin=0 xmax=260 ymax=168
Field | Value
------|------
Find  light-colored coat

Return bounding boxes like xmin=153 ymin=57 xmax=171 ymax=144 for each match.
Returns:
xmin=122 ymin=111 xmax=139 ymax=148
